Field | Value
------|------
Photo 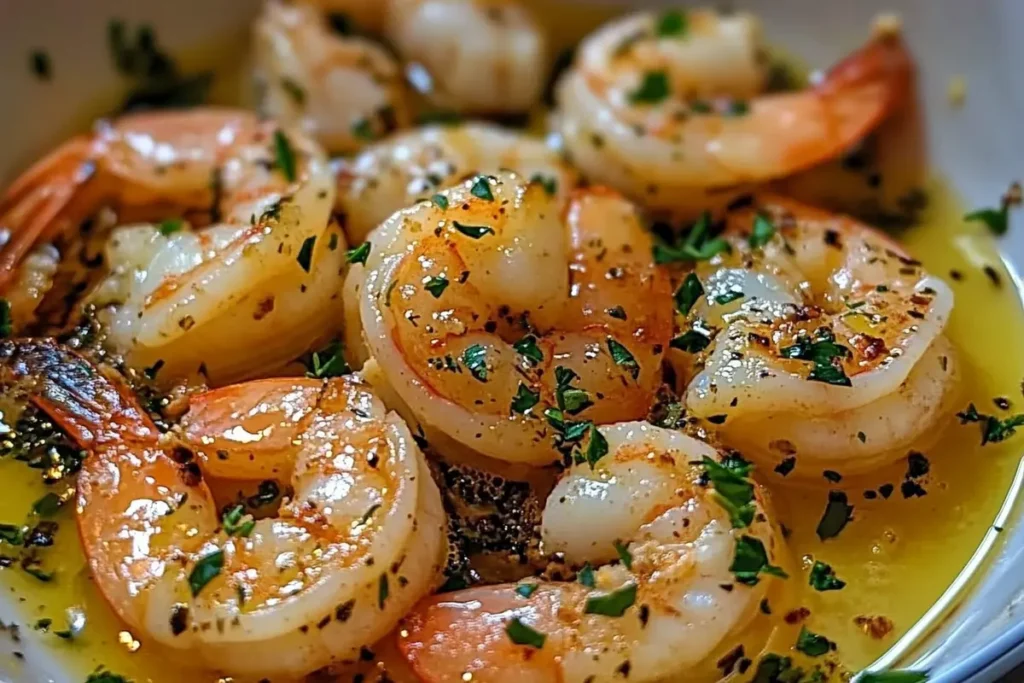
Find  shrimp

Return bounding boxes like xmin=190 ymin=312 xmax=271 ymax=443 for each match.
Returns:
xmin=0 ymin=108 xmax=346 ymax=385
xmin=253 ymin=0 xmax=412 ymax=154
xmin=335 ymin=121 xmax=578 ymax=245
xmin=398 ymin=421 xmax=793 ymax=682
xmin=387 ymin=0 xmax=548 ymax=114
xmin=349 ymin=171 xmax=673 ymax=466
xmin=0 ymin=338 xmax=447 ymax=679
xmin=672 ymin=194 xmax=957 ymax=475
xmin=555 ymin=9 xmax=912 ymax=217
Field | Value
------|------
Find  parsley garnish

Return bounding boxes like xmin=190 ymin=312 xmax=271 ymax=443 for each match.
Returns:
xmin=613 ymin=540 xmax=633 ymax=569
xmin=463 ymin=344 xmax=488 ymax=382
xmin=378 ymin=573 xmax=389 ymax=609
xmin=584 ymin=583 xmax=637 ymax=616
xmin=281 ymin=77 xmax=306 ymax=106
xmin=431 ymin=194 xmax=449 ymax=210
xmin=749 ymin=214 xmax=776 ymax=248
xmin=816 ymin=491 xmax=853 ymax=540
xmin=964 ymin=207 xmax=1010 ymax=236
xmin=470 ymin=175 xmax=494 ymax=201
xmin=86 ymin=667 xmax=133 ymax=683
xmin=578 ymin=563 xmax=596 ymax=587
xmin=273 ymin=129 xmax=297 ymax=182
xmin=351 ymin=118 xmax=375 ymax=141
xmin=296 ymin=235 xmax=316 ymax=273
xmin=221 ymin=505 xmax=255 ymax=538
xmin=714 ymin=291 xmax=744 ymax=306
xmin=303 ymin=340 xmax=349 ymax=379
xmin=0 ymin=299 xmax=12 ymax=338
xmin=629 ymin=70 xmax=670 ymax=104
xmin=511 ymin=383 xmax=540 ymax=414
xmin=505 ymin=618 xmax=546 ymax=648
xmin=957 ymin=403 xmax=1024 ymax=444
xmin=730 ymin=535 xmax=788 ymax=585
xmin=530 ymin=173 xmax=558 ymax=196
xmin=424 ymin=275 xmax=449 ymax=298
xmin=158 ymin=218 xmax=184 ymax=236
xmin=670 ymin=327 xmax=711 ymax=353
xmin=702 ymin=455 xmax=756 ymax=528
xmin=858 ymin=671 xmax=929 ymax=683
xmin=809 ymin=561 xmax=845 ymax=591
xmin=653 ymin=212 xmax=730 ymax=263
xmin=795 ymin=627 xmax=834 ymax=657
xmin=515 ymin=582 xmax=538 ymax=598
xmin=674 ymin=272 xmax=704 ymax=316
xmin=453 ymin=221 xmax=495 ymax=239
xmin=655 ymin=10 xmax=687 ymax=37
xmin=727 ymin=100 xmax=750 ymax=116
xmin=32 ymin=493 xmax=63 ymax=517
xmin=780 ymin=328 xmax=852 ymax=387
xmin=513 ymin=334 xmax=543 ymax=364
xmin=0 ymin=524 xmax=25 ymax=545
xmin=189 ymin=549 xmax=224 ymax=596
xmin=347 ymin=242 xmax=371 ymax=264
xmin=554 ymin=367 xmax=592 ymax=414
xmin=585 ymin=424 xmax=609 ymax=468
xmin=606 ymin=337 xmax=640 ymax=379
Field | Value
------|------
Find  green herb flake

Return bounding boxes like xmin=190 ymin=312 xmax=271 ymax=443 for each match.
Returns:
xmin=702 ymin=455 xmax=756 ymax=528
xmin=303 ymin=339 xmax=349 ymax=379
xmin=730 ymin=535 xmax=788 ymax=585
xmin=351 ymin=117 xmax=375 ymax=141
xmin=462 ymin=344 xmax=489 ymax=382
xmin=795 ymin=626 xmax=834 ymax=657
xmin=0 ymin=524 xmax=25 ymax=546
xmin=470 ymin=175 xmax=495 ymax=201
xmin=858 ymin=671 xmax=929 ymax=683
xmin=221 ymin=505 xmax=255 ymax=538
xmin=30 ymin=50 xmax=52 ymax=80
xmin=613 ymin=540 xmax=633 ymax=569
xmin=515 ymin=582 xmax=539 ymax=598
xmin=530 ymin=173 xmax=558 ymax=196
xmin=655 ymin=10 xmax=688 ymax=37
xmin=32 ymin=492 xmax=63 ymax=517
xmin=505 ymin=617 xmax=546 ymax=648
xmin=424 ymin=275 xmax=449 ymax=298
xmin=606 ymin=337 xmax=640 ymax=380
xmin=188 ymin=549 xmax=224 ymax=596
xmin=957 ymin=403 xmax=1024 ymax=444
xmin=670 ymin=328 xmax=711 ymax=353
xmin=347 ymin=241 xmax=371 ymax=265
xmin=431 ymin=194 xmax=449 ymax=210
xmin=378 ymin=573 xmax=389 ymax=609
xmin=0 ymin=299 xmax=11 ymax=338
xmin=674 ymin=272 xmax=704 ymax=316
xmin=158 ymin=218 xmax=184 ymax=236
xmin=780 ymin=328 xmax=852 ymax=387
xmin=816 ymin=491 xmax=853 ymax=541
xmin=511 ymin=382 xmax=540 ymax=414
xmin=578 ymin=563 xmax=596 ymax=587
xmin=964 ymin=207 xmax=1009 ymax=236
xmin=453 ymin=221 xmax=495 ymax=239
xmin=513 ymin=334 xmax=543 ymax=365
xmin=809 ymin=560 xmax=846 ymax=591
xmin=585 ymin=424 xmax=609 ymax=469
xmin=273 ymin=129 xmax=297 ymax=182
xmin=554 ymin=367 xmax=592 ymax=415
xmin=296 ymin=236 xmax=316 ymax=273
xmin=584 ymin=583 xmax=637 ymax=616
xmin=629 ymin=70 xmax=671 ymax=105
xmin=281 ymin=77 xmax=306 ymax=106
xmin=714 ymin=290 xmax=744 ymax=306
xmin=749 ymin=214 xmax=776 ymax=248
xmin=86 ymin=667 xmax=134 ymax=683
xmin=726 ymin=100 xmax=750 ymax=117
xmin=653 ymin=212 xmax=730 ymax=263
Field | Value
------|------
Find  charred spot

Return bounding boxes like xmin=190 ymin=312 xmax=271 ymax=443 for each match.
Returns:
xmin=717 ymin=644 xmax=746 ymax=675
xmin=854 ymin=614 xmax=894 ymax=639
xmin=335 ymin=599 xmax=355 ymax=622
xmin=169 ymin=604 xmax=190 ymax=636
xmin=854 ymin=334 xmax=887 ymax=361
xmin=784 ymin=607 xmax=810 ymax=624
xmin=823 ymin=230 xmax=841 ymax=248
xmin=179 ymin=461 xmax=203 ymax=487
xmin=726 ymin=194 xmax=755 ymax=212
xmin=253 ymin=296 xmax=276 ymax=321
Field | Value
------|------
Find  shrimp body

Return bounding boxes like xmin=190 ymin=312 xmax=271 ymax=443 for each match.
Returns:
xmin=350 ymin=171 xmax=672 ymax=466
xmin=254 ymin=0 xmax=411 ymax=154
xmin=0 ymin=340 xmax=446 ymax=679
xmin=399 ymin=422 xmax=791 ymax=682
xmin=677 ymin=195 xmax=957 ymax=475
xmin=0 ymin=109 xmax=346 ymax=385
xmin=556 ymin=9 xmax=911 ymax=216
xmin=388 ymin=0 xmax=548 ymax=114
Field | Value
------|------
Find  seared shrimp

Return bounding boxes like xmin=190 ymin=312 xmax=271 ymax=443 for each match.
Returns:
xmin=254 ymin=0 xmax=412 ymax=154
xmin=335 ymin=121 xmax=578 ymax=245
xmin=349 ymin=171 xmax=673 ymax=466
xmin=388 ymin=0 xmax=548 ymax=114
xmin=0 ymin=339 xmax=446 ymax=679
xmin=673 ymin=195 xmax=956 ymax=475
xmin=0 ymin=108 xmax=346 ymax=385
xmin=399 ymin=422 xmax=792 ymax=682
xmin=556 ymin=9 xmax=911 ymax=216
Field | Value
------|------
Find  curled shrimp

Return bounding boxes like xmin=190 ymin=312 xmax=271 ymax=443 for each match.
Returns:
xmin=348 ymin=171 xmax=673 ymax=466
xmin=253 ymin=0 xmax=412 ymax=154
xmin=398 ymin=421 xmax=793 ymax=682
xmin=388 ymin=0 xmax=548 ymax=114
xmin=335 ymin=121 xmax=578 ymax=246
xmin=0 ymin=339 xmax=446 ymax=679
xmin=673 ymin=195 xmax=957 ymax=475
xmin=0 ymin=108 xmax=346 ymax=385
xmin=555 ymin=9 xmax=912 ymax=216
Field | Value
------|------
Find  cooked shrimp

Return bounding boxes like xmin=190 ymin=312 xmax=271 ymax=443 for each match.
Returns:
xmin=350 ymin=171 xmax=673 ymax=466
xmin=0 ymin=108 xmax=346 ymax=385
xmin=556 ymin=9 xmax=912 ymax=216
xmin=254 ymin=0 xmax=412 ymax=154
xmin=672 ymin=195 xmax=957 ymax=475
xmin=388 ymin=0 xmax=548 ymax=114
xmin=0 ymin=339 xmax=446 ymax=679
xmin=398 ymin=421 xmax=793 ymax=682
xmin=335 ymin=121 xmax=578 ymax=245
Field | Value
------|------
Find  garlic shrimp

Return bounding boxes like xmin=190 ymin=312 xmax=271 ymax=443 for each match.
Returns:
xmin=399 ymin=421 xmax=793 ymax=682
xmin=0 ymin=108 xmax=346 ymax=386
xmin=0 ymin=338 xmax=446 ymax=679
xmin=671 ymin=195 xmax=957 ymax=475
xmin=350 ymin=171 xmax=673 ymax=466
xmin=556 ymin=8 xmax=912 ymax=217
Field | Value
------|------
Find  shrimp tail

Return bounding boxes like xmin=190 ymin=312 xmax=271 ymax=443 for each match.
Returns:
xmin=0 ymin=138 xmax=97 ymax=290
xmin=0 ymin=338 xmax=158 ymax=447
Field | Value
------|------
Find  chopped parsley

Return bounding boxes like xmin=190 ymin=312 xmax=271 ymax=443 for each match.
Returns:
xmin=613 ymin=540 xmax=633 ymax=569
xmin=303 ymin=339 xmax=349 ymax=379
xmin=957 ymin=403 xmax=1024 ymax=444
xmin=424 ymin=275 xmax=449 ymax=298
xmin=0 ymin=299 xmax=12 ymax=338
xmin=858 ymin=671 xmax=929 ymax=683
xmin=158 ymin=218 xmax=184 ymax=236
xmin=513 ymin=334 xmax=543 ymax=365
xmin=530 ymin=173 xmax=558 ymax=196
xmin=189 ymin=549 xmax=224 ymax=596
xmin=654 ymin=212 xmax=730 ymax=263
xmin=749 ymin=214 xmax=776 ymax=248
xmin=273 ymin=129 xmax=297 ymax=183
xmin=578 ymin=563 xmax=596 ymax=587
xmin=296 ymin=235 xmax=316 ymax=272
xmin=462 ymin=344 xmax=489 ymax=382
xmin=964 ymin=183 xmax=1020 ymax=237
xmin=726 ymin=100 xmax=750 ymax=117
xmin=670 ymin=327 xmax=711 ymax=353
xmin=505 ymin=617 xmax=546 ymax=648
xmin=584 ymin=583 xmax=637 ymax=616
xmin=221 ymin=505 xmax=255 ymax=538
xmin=730 ymin=535 xmax=788 ymax=585
xmin=32 ymin=493 xmax=63 ymax=517
xmin=674 ymin=272 xmax=704 ymax=316
xmin=378 ymin=573 xmax=389 ymax=609
xmin=453 ymin=221 xmax=495 ymax=239
xmin=431 ymin=194 xmax=449 ymax=210
xmin=629 ymin=70 xmax=671 ymax=105
xmin=351 ymin=117 xmax=375 ymax=141
xmin=702 ymin=455 xmax=756 ymax=528
xmin=281 ymin=77 xmax=306 ymax=106
xmin=816 ymin=491 xmax=853 ymax=540
xmin=795 ymin=627 xmax=834 ymax=657
xmin=714 ymin=290 xmax=744 ymax=306
xmin=515 ymin=582 xmax=539 ymax=598
xmin=809 ymin=561 xmax=846 ymax=591
xmin=511 ymin=383 xmax=540 ymax=414
xmin=0 ymin=524 xmax=25 ymax=545
xmin=347 ymin=241 xmax=371 ymax=264
xmin=470 ymin=176 xmax=494 ymax=201
xmin=554 ymin=367 xmax=592 ymax=415
xmin=584 ymin=424 xmax=609 ymax=468
xmin=655 ymin=10 xmax=688 ymax=37
xmin=86 ymin=667 xmax=133 ymax=683
xmin=780 ymin=327 xmax=852 ymax=387
xmin=606 ymin=337 xmax=640 ymax=379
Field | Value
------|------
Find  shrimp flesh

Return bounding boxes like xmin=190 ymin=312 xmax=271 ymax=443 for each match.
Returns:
xmin=672 ymin=194 xmax=956 ymax=475
xmin=0 ymin=338 xmax=446 ymax=679
xmin=0 ymin=108 xmax=346 ymax=386
xmin=398 ymin=421 xmax=793 ymax=682
xmin=253 ymin=0 xmax=412 ymax=154
xmin=349 ymin=171 xmax=673 ymax=466
xmin=556 ymin=9 xmax=912 ymax=216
